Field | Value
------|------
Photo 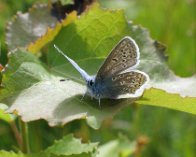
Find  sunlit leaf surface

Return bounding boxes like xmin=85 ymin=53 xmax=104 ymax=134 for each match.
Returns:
xmin=45 ymin=134 xmax=98 ymax=156
xmin=2 ymin=50 xmax=132 ymax=129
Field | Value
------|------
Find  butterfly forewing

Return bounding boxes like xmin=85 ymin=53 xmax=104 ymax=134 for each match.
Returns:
xmin=96 ymin=37 xmax=139 ymax=81
xmin=102 ymin=71 xmax=148 ymax=98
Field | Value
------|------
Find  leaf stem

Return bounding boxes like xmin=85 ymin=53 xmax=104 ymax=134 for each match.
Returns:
xmin=10 ymin=121 xmax=23 ymax=150
xmin=19 ymin=118 xmax=30 ymax=153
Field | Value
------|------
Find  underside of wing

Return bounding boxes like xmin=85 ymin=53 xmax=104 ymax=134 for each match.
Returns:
xmin=96 ymin=36 xmax=140 ymax=81
xmin=100 ymin=70 xmax=149 ymax=99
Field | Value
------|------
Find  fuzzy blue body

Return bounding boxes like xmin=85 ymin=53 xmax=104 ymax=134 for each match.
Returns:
xmin=86 ymin=76 xmax=117 ymax=99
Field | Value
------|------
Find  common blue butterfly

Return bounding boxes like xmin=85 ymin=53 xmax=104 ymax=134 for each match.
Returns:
xmin=54 ymin=36 xmax=149 ymax=105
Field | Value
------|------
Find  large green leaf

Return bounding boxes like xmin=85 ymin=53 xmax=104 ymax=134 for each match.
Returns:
xmin=48 ymin=5 xmax=196 ymax=109
xmin=48 ymin=4 xmax=196 ymax=98
xmin=2 ymin=50 xmax=132 ymax=129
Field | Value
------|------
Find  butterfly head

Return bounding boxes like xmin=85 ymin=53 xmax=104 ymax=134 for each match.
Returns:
xmin=86 ymin=76 xmax=95 ymax=89
xmin=85 ymin=76 xmax=101 ymax=98
xmin=87 ymin=79 xmax=94 ymax=87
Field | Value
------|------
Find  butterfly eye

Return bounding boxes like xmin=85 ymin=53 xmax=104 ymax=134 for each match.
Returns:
xmin=89 ymin=80 xmax=94 ymax=86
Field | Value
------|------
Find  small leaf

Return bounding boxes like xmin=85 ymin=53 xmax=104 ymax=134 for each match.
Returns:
xmin=45 ymin=134 xmax=98 ymax=156
xmin=0 ymin=103 xmax=15 ymax=122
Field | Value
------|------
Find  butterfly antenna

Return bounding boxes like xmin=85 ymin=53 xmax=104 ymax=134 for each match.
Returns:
xmin=54 ymin=44 xmax=91 ymax=81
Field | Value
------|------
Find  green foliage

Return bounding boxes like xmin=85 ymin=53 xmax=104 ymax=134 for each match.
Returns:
xmin=0 ymin=4 xmax=195 ymax=133
xmin=0 ymin=134 xmax=97 ymax=157
xmin=0 ymin=0 xmax=195 ymax=157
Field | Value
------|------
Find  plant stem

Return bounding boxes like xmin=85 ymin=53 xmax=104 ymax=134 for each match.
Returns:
xmin=10 ymin=121 xmax=23 ymax=150
xmin=19 ymin=118 xmax=30 ymax=153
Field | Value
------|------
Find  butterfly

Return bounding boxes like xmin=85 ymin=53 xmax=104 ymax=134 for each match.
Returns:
xmin=54 ymin=36 xmax=149 ymax=105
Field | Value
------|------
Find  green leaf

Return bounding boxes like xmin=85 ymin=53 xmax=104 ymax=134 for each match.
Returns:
xmin=96 ymin=135 xmax=135 ymax=157
xmin=48 ymin=3 xmax=130 ymax=63
xmin=45 ymin=134 xmax=98 ymax=156
xmin=138 ymin=88 xmax=196 ymax=114
xmin=48 ymin=4 xmax=196 ymax=112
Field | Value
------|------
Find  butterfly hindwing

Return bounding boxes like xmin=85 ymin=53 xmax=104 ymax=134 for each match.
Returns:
xmin=100 ymin=71 xmax=149 ymax=99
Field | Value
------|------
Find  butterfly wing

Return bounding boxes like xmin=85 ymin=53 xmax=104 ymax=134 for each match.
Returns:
xmin=100 ymin=70 xmax=149 ymax=99
xmin=96 ymin=36 xmax=140 ymax=81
